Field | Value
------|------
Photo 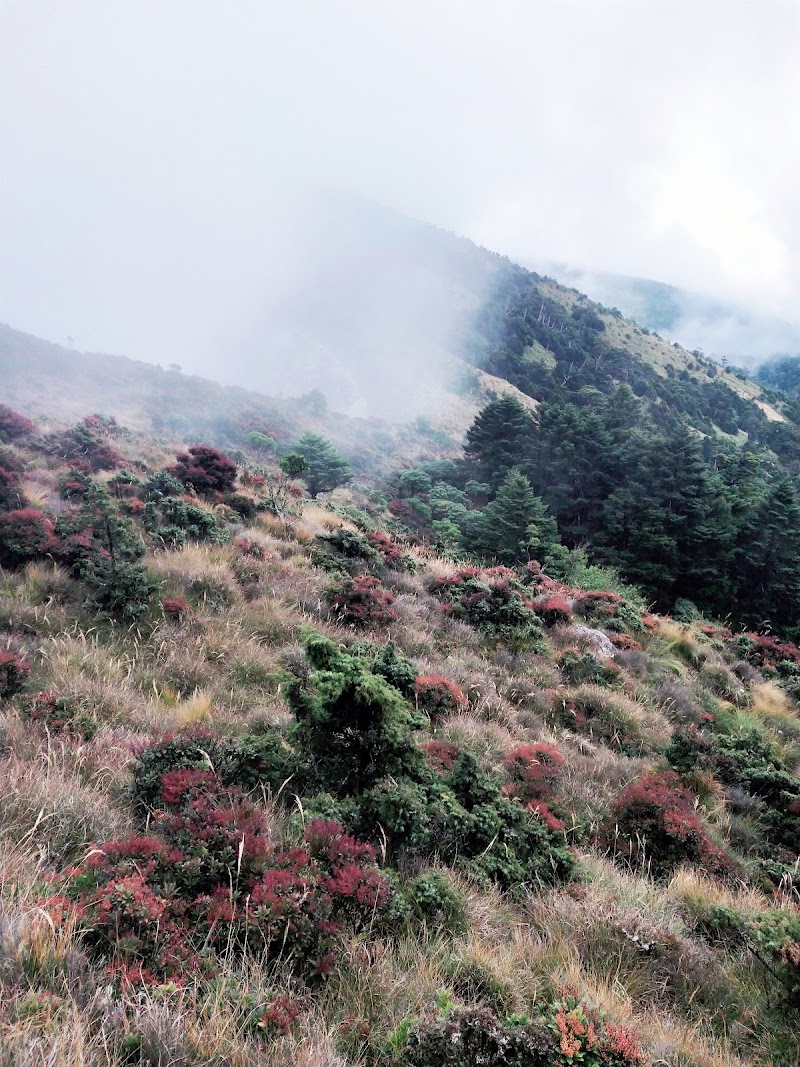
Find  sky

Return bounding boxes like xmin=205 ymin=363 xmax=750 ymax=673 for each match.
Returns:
xmin=2 ymin=0 xmax=800 ymax=392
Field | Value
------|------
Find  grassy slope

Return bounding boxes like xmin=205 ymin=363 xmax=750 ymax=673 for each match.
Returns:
xmin=1 ymin=418 xmax=798 ymax=1066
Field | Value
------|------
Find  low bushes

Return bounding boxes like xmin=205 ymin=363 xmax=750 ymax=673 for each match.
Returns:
xmin=414 ymin=675 xmax=467 ymax=721
xmin=329 ymin=575 xmax=398 ymax=627
xmin=603 ymin=770 xmax=740 ymax=880
xmin=55 ymin=774 xmax=390 ymax=984
xmin=0 ymin=508 xmax=59 ymax=568
xmin=429 ymin=567 xmax=546 ymax=650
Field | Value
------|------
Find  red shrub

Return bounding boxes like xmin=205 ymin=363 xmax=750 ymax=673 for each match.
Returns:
xmin=604 ymin=770 xmax=740 ymax=880
xmin=368 ymin=530 xmax=405 ymax=567
xmin=57 ymin=784 xmax=391 ymax=985
xmin=610 ymin=633 xmax=643 ymax=652
xmin=170 ymin=445 xmax=237 ymax=495
xmin=329 ymin=575 xmax=397 ymax=627
xmin=575 ymin=590 xmax=623 ymax=619
xmin=536 ymin=594 xmax=573 ymax=625
xmin=0 ymin=405 xmax=36 ymax=441
xmin=162 ymin=596 xmax=192 ymax=620
xmin=414 ymin=675 xmax=467 ymax=720
xmin=420 ymin=740 xmax=459 ymax=771
xmin=504 ymin=742 xmax=566 ymax=803
xmin=739 ymin=632 xmax=800 ymax=669
xmin=0 ymin=508 xmax=60 ymax=567
xmin=234 ymin=536 xmax=269 ymax=559
xmin=0 ymin=650 xmax=30 ymax=699
xmin=0 ymin=466 xmax=25 ymax=511
xmin=528 ymin=800 xmax=566 ymax=832
xmin=387 ymin=498 xmax=413 ymax=518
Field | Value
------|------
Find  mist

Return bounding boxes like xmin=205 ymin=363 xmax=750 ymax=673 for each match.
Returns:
xmin=2 ymin=1 xmax=800 ymax=410
xmin=539 ymin=264 xmax=800 ymax=369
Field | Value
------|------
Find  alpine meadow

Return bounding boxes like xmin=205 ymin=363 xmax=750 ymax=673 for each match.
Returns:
xmin=1 ymin=211 xmax=800 ymax=1067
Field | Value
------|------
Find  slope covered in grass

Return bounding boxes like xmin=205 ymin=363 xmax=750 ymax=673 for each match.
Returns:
xmin=0 ymin=408 xmax=798 ymax=1067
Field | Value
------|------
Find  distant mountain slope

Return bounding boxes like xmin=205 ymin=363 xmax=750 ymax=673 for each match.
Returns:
xmin=1 ymin=194 xmax=792 ymax=458
xmin=533 ymin=262 xmax=800 ymax=366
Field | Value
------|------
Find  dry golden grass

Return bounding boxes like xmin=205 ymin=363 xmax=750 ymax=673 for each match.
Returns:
xmin=570 ymin=683 xmax=673 ymax=753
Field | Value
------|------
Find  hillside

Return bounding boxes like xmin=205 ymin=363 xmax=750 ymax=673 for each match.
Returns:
xmin=2 ymin=212 xmax=800 ymax=1067
xmin=530 ymin=264 xmax=800 ymax=367
xmin=0 ymin=400 xmax=799 ymax=1067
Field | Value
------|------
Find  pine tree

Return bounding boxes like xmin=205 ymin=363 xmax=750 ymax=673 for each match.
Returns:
xmin=465 ymin=395 xmax=536 ymax=491
xmin=293 ymin=433 xmax=352 ymax=497
xmin=467 ymin=469 xmax=562 ymax=565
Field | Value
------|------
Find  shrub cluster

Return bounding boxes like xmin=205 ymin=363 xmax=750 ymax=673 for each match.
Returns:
xmin=56 ymin=771 xmax=391 ymax=985
xmin=329 ymin=575 xmax=398 ymax=627
xmin=429 ymin=567 xmax=546 ymax=650
xmin=288 ymin=634 xmax=574 ymax=892
xmin=414 ymin=675 xmax=467 ymax=721
xmin=0 ymin=405 xmax=36 ymax=441
xmin=399 ymin=988 xmax=651 ymax=1067
xmin=0 ymin=508 xmax=59 ymax=567
xmin=169 ymin=445 xmax=238 ymax=495
xmin=603 ymin=770 xmax=739 ymax=880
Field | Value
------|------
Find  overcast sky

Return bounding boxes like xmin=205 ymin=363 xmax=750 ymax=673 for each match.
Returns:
xmin=2 ymin=0 xmax=800 ymax=378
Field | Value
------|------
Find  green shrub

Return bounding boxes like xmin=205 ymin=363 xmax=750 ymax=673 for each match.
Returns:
xmin=402 ymin=871 xmax=466 ymax=934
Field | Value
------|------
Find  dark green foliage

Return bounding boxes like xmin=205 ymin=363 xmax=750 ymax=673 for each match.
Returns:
xmin=754 ymin=354 xmax=800 ymax=397
xmin=244 ymin=430 xmax=277 ymax=453
xmin=144 ymin=470 xmax=185 ymax=500
xmin=132 ymin=728 xmax=297 ymax=810
xmin=429 ymin=568 xmax=547 ymax=651
xmin=143 ymin=496 xmax=226 ymax=547
xmin=350 ymin=639 xmax=418 ymax=699
xmin=279 ymin=452 xmax=308 ymax=478
xmin=292 ymin=433 xmax=351 ymax=496
xmin=286 ymin=633 xmax=424 ymax=796
xmin=402 ymin=871 xmax=466 ymax=934
xmin=56 ymin=482 xmax=155 ymax=621
xmin=465 ymin=469 xmax=564 ymax=567
xmin=465 ymin=395 xmax=536 ymax=491
xmin=285 ymin=635 xmax=573 ymax=892
xmin=749 ymin=909 xmax=800 ymax=1006
xmin=313 ymin=527 xmax=382 ymax=573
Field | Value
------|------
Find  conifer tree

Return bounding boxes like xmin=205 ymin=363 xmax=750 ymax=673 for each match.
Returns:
xmin=467 ymin=469 xmax=562 ymax=565
xmin=293 ymin=433 xmax=351 ymax=497
xmin=465 ymin=395 xmax=536 ymax=491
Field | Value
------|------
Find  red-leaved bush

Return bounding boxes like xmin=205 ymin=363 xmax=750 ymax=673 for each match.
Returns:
xmin=329 ymin=575 xmax=397 ymax=627
xmin=0 ymin=650 xmax=30 ymax=699
xmin=420 ymin=739 xmax=459 ymax=771
xmin=535 ymin=594 xmax=574 ymax=626
xmin=0 ymin=508 xmax=60 ymax=568
xmin=574 ymin=590 xmax=623 ymax=619
xmin=503 ymin=742 xmax=566 ymax=804
xmin=0 ymin=405 xmax=36 ymax=441
xmin=414 ymin=675 xmax=467 ymax=720
xmin=169 ymin=445 xmax=237 ymax=496
xmin=603 ymin=770 xmax=740 ymax=880
xmin=368 ymin=530 xmax=405 ymax=568
xmin=162 ymin=596 xmax=191 ymax=620
xmin=53 ymin=773 xmax=391 ymax=985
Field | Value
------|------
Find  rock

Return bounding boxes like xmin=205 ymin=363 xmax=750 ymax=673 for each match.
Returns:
xmin=567 ymin=624 xmax=616 ymax=658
